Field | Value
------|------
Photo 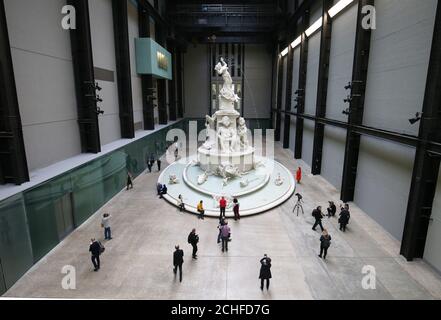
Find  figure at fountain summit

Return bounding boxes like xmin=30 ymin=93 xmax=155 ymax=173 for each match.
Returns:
xmin=215 ymin=58 xmax=241 ymax=109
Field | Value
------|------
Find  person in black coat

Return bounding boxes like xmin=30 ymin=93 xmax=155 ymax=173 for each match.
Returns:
xmin=157 ymin=157 xmax=162 ymax=171
xmin=159 ymin=184 xmax=168 ymax=199
xmin=259 ymin=254 xmax=272 ymax=290
xmin=338 ymin=204 xmax=351 ymax=232
xmin=312 ymin=206 xmax=324 ymax=232
xmin=173 ymin=245 xmax=184 ymax=282
xmin=188 ymin=229 xmax=199 ymax=259
xmin=327 ymin=201 xmax=336 ymax=218
xmin=126 ymin=172 xmax=133 ymax=190
xmin=318 ymin=230 xmax=331 ymax=260
xmin=89 ymin=238 xmax=101 ymax=271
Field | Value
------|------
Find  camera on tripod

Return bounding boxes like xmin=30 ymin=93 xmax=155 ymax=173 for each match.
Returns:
xmin=293 ymin=193 xmax=304 ymax=216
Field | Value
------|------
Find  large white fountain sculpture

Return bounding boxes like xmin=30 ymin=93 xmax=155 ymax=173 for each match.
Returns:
xmin=198 ymin=58 xmax=255 ymax=179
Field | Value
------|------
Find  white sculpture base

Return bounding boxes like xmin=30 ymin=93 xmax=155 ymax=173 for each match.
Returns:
xmin=198 ymin=146 xmax=255 ymax=173
xmin=157 ymin=155 xmax=296 ymax=217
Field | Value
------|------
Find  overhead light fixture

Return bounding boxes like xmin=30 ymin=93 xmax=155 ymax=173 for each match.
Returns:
xmin=291 ymin=36 xmax=301 ymax=49
xmin=328 ymin=0 xmax=354 ymax=18
xmin=281 ymin=47 xmax=289 ymax=57
xmin=305 ymin=17 xmax=323 ymax=37
xmin=409 ymin=112 xmax=422 ymax=125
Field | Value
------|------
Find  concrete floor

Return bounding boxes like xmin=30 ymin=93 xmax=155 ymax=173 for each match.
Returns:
xmin=3 ymin=143 xmax=441 ymax=300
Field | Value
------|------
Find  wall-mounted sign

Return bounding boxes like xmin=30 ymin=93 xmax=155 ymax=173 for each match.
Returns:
xmin=157 ymin=51 xmax=168 ymax=71
xmin=135 ymin=38 xmax=172 ymax=80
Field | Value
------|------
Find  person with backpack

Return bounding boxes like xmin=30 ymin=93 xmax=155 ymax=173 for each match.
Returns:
xmin=312 ymin=206 xmax=324 ymax=232
xmin=89 ymin=238 xmax=103 ymax=272
xmin=217 ymin=218 xmax=226 ymax=244
xmin=259 ymin=254 xmax=272 ymax=290
xmin=188 ymin=229 xmax=199 ymax=259
xmin=327 ymin=201 xmax=336 ymax=218
xmin=220 ymin=220 xmax=231 ymax=252
xmin=338 ymin=203 xmax=351 ymax=232
xmin=318 ymin=229 xmax=331 ymax=260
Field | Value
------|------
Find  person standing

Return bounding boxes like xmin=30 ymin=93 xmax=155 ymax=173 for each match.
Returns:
xmin=312 ymin=206 xmax=324 ymax=232
xmin=217 ymin=218 xmax=226 ymax=244
xmin=327 ymin=201 xmax=336 ymax=218
xmin=89 ymin=238 xmax=101 ymax=272
xmin=259 ymin=254 xmax=272 ymax=290
xmin=101 ymin=213 xmax=112 ymax=240
xmin=197 ymin=200 xmax=205 ymax=220
xmin=296 ymin=167 xmax=302 ymax=184
xmin=219 ymin=196 xmax=227 ymax=219
xmin=177 ymin=195 xmax=185 ymax=212
xmin=173 ymin=245 xmax=184 ymax=282
xmin=318 ymin=229 xmax=332 ymax=260
xmin=233 ymin=198 xmax=240 ymax=221
xmin=188 ymin=229 xmax=199 ymax=259
xmin=338 ymin=204 xmax=351 ymax=232
xmin=220 ymin=220 xmax=231 ymax=252
xmin=126 ymin=171 xmax=133 ymax=190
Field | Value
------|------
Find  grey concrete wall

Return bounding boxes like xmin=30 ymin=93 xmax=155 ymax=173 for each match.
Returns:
xmin=363 ymin=0 xmax=437 ymax=135
xmin=243 ymin=44 xmax=272 ymax=119
xmin=183 ymin=45 xmax=209 ymax=118
xmin=302 ymin=120 xmax=314 ymax=169
xmin=304 ymin=32 xmax=320 ymax=115
xmin=4 ymin=0 xmax=81 ymax=171
xmin=354 ymin=137 xmax=415 ymax=240
xmin=319 ymin=3 xmax=357 ymax=190
xmin=326 ymin=3 xmax=357 ymax=121
xmin=424 ymin=168 xmax=441 ymax=274
xmin=89 ymin=0 xmax=121 ymax=146
xmin=289 ymin=47 xmax=300 ymax=153
xmin=128 ymin=0 xmax=143 ymax=130
xmin=321 ymin=126 xmax=346 ymax=190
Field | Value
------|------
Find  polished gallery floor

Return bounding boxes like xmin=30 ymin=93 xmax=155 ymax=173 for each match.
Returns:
xmin=4 ymin=143 xmax=441 ymax=300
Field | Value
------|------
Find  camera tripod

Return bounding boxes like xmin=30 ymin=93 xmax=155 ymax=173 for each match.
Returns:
xmin=293 ymin=199 xmax=304 ymax=216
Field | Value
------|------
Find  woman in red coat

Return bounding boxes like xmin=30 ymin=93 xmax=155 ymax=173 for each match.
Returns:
xmin=296 ymin=167 xmax=302 ymax=184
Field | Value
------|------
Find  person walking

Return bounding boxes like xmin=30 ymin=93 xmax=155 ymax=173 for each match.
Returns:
xmin=327 ymin=201 xmax=336 ymax=218
xmin=188 ymin=229 xmax=199 ymax=259
xmin=197 ymin=200 xmax=205 ymax=220
xmin=312 ymin=206 xmax=324 ymax=232
xmin=177 ymin=195 xmax=185 ymax=212
xmin=173 ymin=245 xmax=184 ymax=282
xmin=89 ymin=238 xmax=102 ymax=272
xmin=233 ymin=198 xmax=240 ymax=221
xmin=318 ymin=229 xmax=332 ymax=260
xmin=126 ymin=171 xmax=133 ymax=190
xmin=338 ymin=204 xmax=351 ymax=232
xmin=259 ymin=254 xmax=272 ymax=290
xmin=296 ymin=167 xmax=302 ymax=184
xmin=101 ymin=213 xmax=112 ymax=240
xmin=220 ymin=220 xmax=231 ymax=252
xmin=157 ymin=156 xmax=162 ymax=171
xmin=219 ymin=196 xmax=227 ymax=220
